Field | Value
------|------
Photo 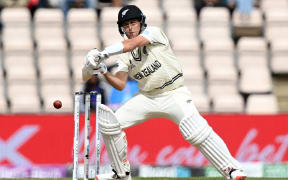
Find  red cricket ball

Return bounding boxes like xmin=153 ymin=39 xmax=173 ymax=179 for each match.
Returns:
xmin=53 ymin=100 xmax=62 ymax=109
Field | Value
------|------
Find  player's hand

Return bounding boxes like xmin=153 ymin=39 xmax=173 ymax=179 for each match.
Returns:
xmin=85 ymin=53 xmax=97 ymax=70
xmin=83 ymin=62 xmax=107 ymax=75
xmin=98 ymin=50 xmax=109 ymax=62
xmin=93 ymin=63 xmax=108 ymax=74
xmin=86 ymin=49 xmax=109 ymax=65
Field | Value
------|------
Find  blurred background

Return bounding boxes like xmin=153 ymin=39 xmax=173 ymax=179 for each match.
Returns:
xmin=0 ymin=0 xmax=288 ymax=178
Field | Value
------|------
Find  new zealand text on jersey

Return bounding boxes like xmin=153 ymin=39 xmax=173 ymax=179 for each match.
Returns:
xmin=134 ymin=60 xmax=162 ymax=80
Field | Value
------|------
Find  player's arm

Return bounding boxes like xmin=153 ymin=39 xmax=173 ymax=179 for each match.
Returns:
xmin=85 ymin=35 xmax=150 ymax=66
xmin=122 ymin=35 xmax=150 ymax=52
xmin=100 ymin=35 xmax=150 ymax=58
xmin=103 ymin=71 xmax=128 ymax=91
xmin=82 ymin=36 xmax=149 ymax=81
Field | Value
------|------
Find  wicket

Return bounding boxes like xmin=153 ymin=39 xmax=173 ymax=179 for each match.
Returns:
xmin=73 ymin=91 xmax=101 ymax=180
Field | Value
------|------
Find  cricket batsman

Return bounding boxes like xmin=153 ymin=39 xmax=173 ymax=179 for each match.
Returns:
xmin=82 ymin=5 xmax=247 ymax=180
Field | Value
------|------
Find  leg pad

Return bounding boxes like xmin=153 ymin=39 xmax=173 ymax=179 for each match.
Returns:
xmin=98 ymin=104 xmax=130 ymax=177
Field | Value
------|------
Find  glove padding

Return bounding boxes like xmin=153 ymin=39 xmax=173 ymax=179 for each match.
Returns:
xmin=85 ymin=53 xmax=97 ymax=70
xmin=84 ymin=62 xmax=107 ymax=75
xmin=93 ymin=63 xmax=108 ymax=74
xmin=86 ymin=48 xmax=109 ymax=66
xmin=82 ymin=63 xmax=107 ymax=81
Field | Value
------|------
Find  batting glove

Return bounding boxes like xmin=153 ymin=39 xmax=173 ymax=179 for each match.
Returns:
xmin=94 ymin=63 xmax=108 ymax=74
xmin=86 ymin=48 xmax=109 ymax=65
xmin=98 ymin=50 xmax=109 ymax=62
xmin=85 ymin=54 xmax=97 ymax=69
xmin=84 ymin=62 xmax=107 ymax=75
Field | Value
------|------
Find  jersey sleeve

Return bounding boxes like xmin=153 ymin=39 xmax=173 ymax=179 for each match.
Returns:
xmin=140 ymin=27 xmax=169 ymax=46
xmin=114 ymin=55 xmax=129 ymax=73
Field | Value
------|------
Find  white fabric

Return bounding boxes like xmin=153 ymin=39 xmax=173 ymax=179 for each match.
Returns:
xmin=96 ymin=173 xmax=131 ymax=180
xmin=115 ymin=26 xmax=184 ymax=95
xmin=179 ymin=113 xmax=244 ymax=179
xmin=179 ymin=115 xmax=212 ymax=145
xmin=140 ymin=27 xmax=169 ymax=45
xmin=230 ymin=169 xmax=247 ymax=179
xmin=115 ymin=86 xmax=243 ymax=179
xmin=82 ymin=50 xmax=96 ymax=81
xmin=82 ymin=66 xmax=93 ymax=81
xmin=86 ymin=48 xmax=102 ymax=64
xmin=197 ymin=131 xmax=243 ymax=179
xmin=98 ymin=104 xmax=130 ymax=177
xmin=116 ymin=86 xmax=199 ymax=129
xmin=101 ymin=25 xmax=244 ymax=179
xmin=99 ymin=104 xmax=121 ymax=135
xmin=81 ymin=63 xmax=107 ymax=81
xmin=84 ymin=53 xmax=97 ymax=69
xmin=94 ymin=63 xmax=108 ymax=74
xmin=116 ymin=59 xmax=129 ymax=72
xmin=104 ymin=42 xmax=124 ymax=56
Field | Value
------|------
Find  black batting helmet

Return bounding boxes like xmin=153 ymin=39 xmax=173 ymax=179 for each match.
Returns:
xmin=117 ymin=5 xmax=147 ymax=36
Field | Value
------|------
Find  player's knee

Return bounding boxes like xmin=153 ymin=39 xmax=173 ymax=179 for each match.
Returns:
xmin=98 ymin=104 xmax=121 ymax=135
xmin=179 ymin=114 xmax=212 ymax=145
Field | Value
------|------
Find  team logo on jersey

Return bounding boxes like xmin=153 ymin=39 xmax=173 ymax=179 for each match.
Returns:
xmin=143 ymin=46 xmax=149 ymax=56
xmin=122 ymin=9 xmax=129 ymax=17
xmin=131 ymin=46 xmax=148 ymax=61
xmin=131 ymin=48 xmax=142 ymax=61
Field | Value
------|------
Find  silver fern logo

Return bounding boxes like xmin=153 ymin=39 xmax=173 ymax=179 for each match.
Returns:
xmin=122 ymin=9 xmax=129 ymax=17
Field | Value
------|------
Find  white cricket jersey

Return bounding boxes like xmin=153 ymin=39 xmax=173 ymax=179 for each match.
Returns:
xmin=115 ymin=26 xmax=184 ymax=95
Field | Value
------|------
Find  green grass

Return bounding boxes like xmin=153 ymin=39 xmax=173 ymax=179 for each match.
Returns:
xmin=1 ymin=178 xmax=288 ymax=180
xmin=156 ymin=178 xmax=278 ymax=179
